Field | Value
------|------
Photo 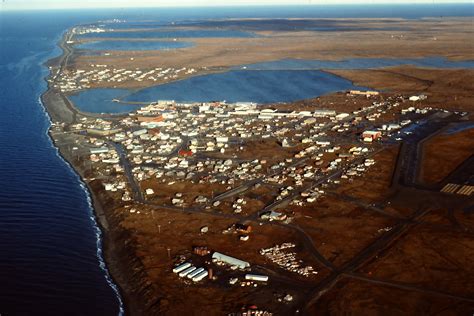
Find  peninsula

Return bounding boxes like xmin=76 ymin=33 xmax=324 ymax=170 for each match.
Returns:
xmin=42 ymin=17 xmax=474 ymax=315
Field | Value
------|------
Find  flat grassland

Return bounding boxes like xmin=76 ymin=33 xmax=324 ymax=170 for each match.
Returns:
xmin=71 ymin=18 xmax=474 ymax=89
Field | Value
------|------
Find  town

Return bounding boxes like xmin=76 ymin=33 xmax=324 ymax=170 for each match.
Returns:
xmin=47 ymin=86 xmax=472 ymax=314
xmin=52 ymin=64 xmax=199 ymax=92
xmin=43 ymin=19 xmax=474 ymax=316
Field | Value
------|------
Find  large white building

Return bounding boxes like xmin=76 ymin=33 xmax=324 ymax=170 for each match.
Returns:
xmin=212 ymin=252 xmax=250 ymax=269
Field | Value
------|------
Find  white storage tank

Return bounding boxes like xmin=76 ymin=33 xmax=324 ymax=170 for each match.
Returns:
xmin=192 ymin=270 xmax=209 ymax=282
xmin=187 ymin=267 xmax=205 ymax=279
xmin=178 ymin=266 xmax=196 ymax=278
xmin=172 ymin=262 xmax=191 ymax=273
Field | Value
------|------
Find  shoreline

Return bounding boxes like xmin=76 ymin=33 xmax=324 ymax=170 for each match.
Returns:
xmin=41 ymin=31 xmax=140 ymax=315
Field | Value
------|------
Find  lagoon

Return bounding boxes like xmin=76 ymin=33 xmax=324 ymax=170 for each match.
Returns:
xmin=237 ymin=57 xmax=474 ymax=70
xmin=79 ymin=29 xmax=257 ymax=39
xmin=76 ymin=40 xmax=194 ymax=51
xmin=69 ymin=88 xmax=135 ymax=113
xmin=69 ymin=69 xmax=367 ymax=113
xmin=68 ymin=56 xmax=474 ymax=114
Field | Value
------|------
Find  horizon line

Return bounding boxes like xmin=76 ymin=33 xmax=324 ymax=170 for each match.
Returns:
xmin=2 ymin=2 xmax=473 ymax=12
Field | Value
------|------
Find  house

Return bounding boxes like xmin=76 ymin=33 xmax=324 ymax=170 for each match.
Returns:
xmin=216 ymin=136 xmax=229 ymax=143
xmin=261 ymin=210 xmax=287 ymax=221
xmin=178 ymin=149 xmax=193 ymax=157
xmin=235 ymin=223 xmax=252 ymax=234
xmin=362 ymin=130 xmax=382 ymax=142
xmin=281 ymin=138 xmax=292 ymax=148
xmin=132 ymin=129 xmax=148 ymax=136
xmin=335 ymin=113 xmax=350 ymax=120
xmin=409 ymin=95 xmax=427 ymax=102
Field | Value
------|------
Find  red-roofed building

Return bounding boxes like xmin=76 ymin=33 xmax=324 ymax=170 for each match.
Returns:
xmin=178 ymin=149 xmax=193 ymax=157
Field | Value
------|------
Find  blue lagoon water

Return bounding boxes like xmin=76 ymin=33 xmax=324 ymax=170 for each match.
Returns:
xmin=76 ymin=40 xmax=194 ymax=51
xmin=0 ymin=3 xmax=473 ymax=315
xmin=69 ymin=88 xmax=134 ymax=114
xmin=69 ymin=56 xmax=474 ymax=114
xmin=238 ymin=57 xmax=474 ymax=70
xmin=79 ymin=29 xmax=257 ymax=39
xmin=124 ymin=70 xmax=361 ymax=104
xmin=70 ymin=70 xmax=368 ymax=113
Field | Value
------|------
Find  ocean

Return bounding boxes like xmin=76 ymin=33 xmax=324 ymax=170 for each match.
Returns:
xmin=0 ymin=4 xmax=472 ymax=315
xmin=0 ymin=12 xmax=124 ymax=316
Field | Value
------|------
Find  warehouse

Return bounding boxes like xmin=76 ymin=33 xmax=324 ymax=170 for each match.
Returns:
xmin=212 ymin=252 xmax=250 ymax=269
xmin=245 ymin=274 xmax=269 ymax=282
xmin=89 ymin=147 xmax=109 ymax=154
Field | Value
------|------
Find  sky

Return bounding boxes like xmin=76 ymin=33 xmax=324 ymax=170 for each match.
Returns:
xmin=1 ymin=0 xmax=471 ymax=10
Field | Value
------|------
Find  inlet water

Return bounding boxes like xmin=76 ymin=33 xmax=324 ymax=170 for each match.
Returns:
xmin=68 ymin=56 xmax=474 ymax=114
xmin=78 ymin=29 xmax=258 ymax=39
xmin=76 ymin=40 xmax=194 ymax=51
xmin=68 ymin=70 xmax=368 ymax=113
xmin=238 ymin=57 xmax=474 ymax=70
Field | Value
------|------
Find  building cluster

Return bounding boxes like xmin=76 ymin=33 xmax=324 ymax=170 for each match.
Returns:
xmin=441 ymin=183 xmax=474 ymax=196
xmin=172 ymin=248 xmax=273 ymax=290
xmin=260 ymin=243 xmax=318 ymax=277
xmin=113 ymin=101 xmax=352 ymax=198
xmin=65 ymin=93 xmax=429 ymax=211
xmin=291 ymin=187 xmax=325 ymax=206
xmin=53 ymin=65 xmax=198 ymax=92
xmin=54 ymin=88 xmax=459 ymax=313
xmin=172 ymin=262 xmax=209 ymax=282
xmin=231 ymin=307 xmax=273 ymax=316
xmin=59 ymin=91 xmax=442 ymax=215
xmin=73 ymin=26 xmax=108 ymax=35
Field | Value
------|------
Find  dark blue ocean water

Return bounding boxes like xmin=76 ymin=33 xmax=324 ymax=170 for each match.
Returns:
xmin=0 ymin=4 xmax=473 ymax=315
xmin=76 ymin=40 xmax=194 ymax=51
xmin=0 ymin=11 xmax=125 ymax=316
